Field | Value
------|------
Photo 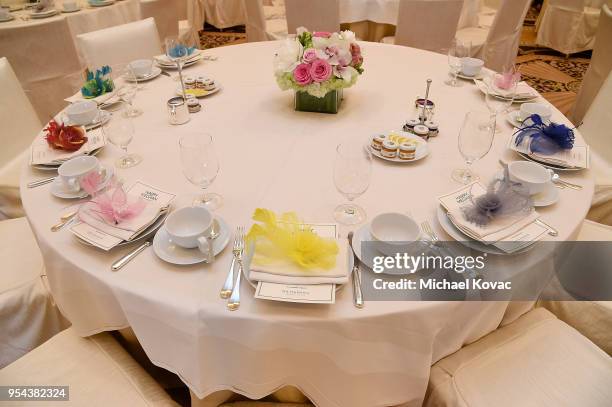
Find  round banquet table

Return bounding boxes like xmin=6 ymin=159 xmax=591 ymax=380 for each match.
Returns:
xmin=20 ymin=41 xmax=595 ymax=407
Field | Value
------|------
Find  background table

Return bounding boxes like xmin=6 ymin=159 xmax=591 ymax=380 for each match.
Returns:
xmin=20 ymin=41 xmax=594 ymax=407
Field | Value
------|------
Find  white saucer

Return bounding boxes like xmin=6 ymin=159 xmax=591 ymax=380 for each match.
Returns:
xmin=50 ymin=166 xmax=113 ymax=199
xmin=0 ymin=14 xmax=15 ymax=22
xmin=32 ymin=147 xmax=103 ymax=171
xmin=89 ymin=0 xmax=115 ymax=7
xmin=175 ymin=83 xmax=222 ymax=98
xmin=456 ymin=72 xmax=483 ymax=80
xmin=63 ymin=110 xmax=111 ymax=130
xmin=494 ymin=170 xmax=559 ymax=207
xmin=368 ymin=130 xmax=429 ymax=164
xmin=61 ymin=7 xmax=81 ymax=13
xmin=125 ymin=66 xmax=162 ymax=82
xmin=153 ymin=217 xmax=230 ymax=265
xmin=30 ymin=9 xmax=59 ymax=18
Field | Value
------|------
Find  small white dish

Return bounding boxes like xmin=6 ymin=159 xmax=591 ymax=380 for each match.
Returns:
xmin=370 ymin=212 xmax=421 ymax=256
xmin=368 ymin=131 xmax=429 ymax=164
xmin=153 ymin=217 xmax=230 ymax=265
xmin=30 ymin=9 xmax=59 ymax=18
xmin=124 ymin=66 xmax=162 ymax=82
xmin=61 ymin=7 xmax=81 ymax=13
xmin=50 ymin=165 xmax=113 ymax=199
xmin=175 ymin=83 xmax=221 ymax=98
xmin=456 ymin=71 xmax=483 ymax=80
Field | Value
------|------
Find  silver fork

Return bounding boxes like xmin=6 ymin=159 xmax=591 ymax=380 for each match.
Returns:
xmin=227 ymin=227 xmax=245 ymax=311
xmin=421 ymin=220 xmax=479 ymax=279
xmin=220 ymin=227 xmax=242 ymax=299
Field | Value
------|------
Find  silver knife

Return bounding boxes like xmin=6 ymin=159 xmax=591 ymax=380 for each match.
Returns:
xmin=28 ymin=177 xmax=55 ymax=188
xmin=111 ymin=241 xmax=152 ymax=271
xmin=347 ymin=231 xmax=364 ymax=308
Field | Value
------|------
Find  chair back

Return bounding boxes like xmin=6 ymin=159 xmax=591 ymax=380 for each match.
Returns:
xmin=571 ymin=4 xmax=612 ymax=124
xmin=458 ymin=0 xmax=481 ymax=29
xmin=483 ymin=0 xmax=532 ymax=72
xmin=0 ymin=57 xmax=42 ymax=170
xmin=285 ymin=0 xmax=339 ymax=34
xmin=140 ymin=0 xmax=181 ymax=43
xmin=580 ymin=72 xmax=612 ymax=165
xmin=395 ymin=0 xmax=463 ymax=53
xmin=549 ymin=0 xmax=585 ymax=11
xmin=243 ymin=0 xmax=269 ymax=42
xmin=76 ymin=18 xmax=163 ymax=70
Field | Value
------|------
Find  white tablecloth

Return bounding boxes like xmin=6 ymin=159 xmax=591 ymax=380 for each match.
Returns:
xmin=20 ymin=41 xmax=594 ymax=407
xmin=0 ymin=0 xmax=142 ymax=122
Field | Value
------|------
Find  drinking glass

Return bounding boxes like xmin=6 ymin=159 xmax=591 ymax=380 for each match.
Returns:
xmin=179 ymin=133 xmax=222 ymax=209
xmin=165 ymin=36 xmax=189 ymax=100
xmin=333 ymin=142 xmax=372 ymax=225
xmin=452 ymin=110 xmax=495 ymax=184
xmin=102 ymin=111 xmax=142 ymax=168
xmin=485 ymin=67 xmax=519 ymax=132
xmin=446 ymin=39 xmax=468 ymax=87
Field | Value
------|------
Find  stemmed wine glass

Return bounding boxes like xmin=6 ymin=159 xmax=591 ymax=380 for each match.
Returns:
xmin=446 ymin=39 xmax=468 ymax=87
xmin=485 ymin=66 xmax=519 ymax=132
xmin=179 ymin=133 xmax=222 ymax=209
xmin=452 ymin=110 xmax=495 ymax=184
xmin=333 ymin=142 xmax=372 ymax=225
xmin=111 ymin=63 xmax=142 ymax=117
xmin=165 ymin=36 xmax=189 ymax=101
xmin=102 ymin=110 xmax=142 ymax=168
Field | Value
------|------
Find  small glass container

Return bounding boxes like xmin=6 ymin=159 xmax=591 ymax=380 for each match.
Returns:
xmin=381 ymin=140 xmax=399 ymax=158
xmin=371 ymin=134 xmax=386 ymax=151
xmin=425 ymin=120 xmax=439 ymax=137
xmin=413 ymin=124 xmax=429 ymax=138
xmin=415 ymin=98 xmax=435 ymax=121
xmin=399 ymin=142 xmax=417 ymax=160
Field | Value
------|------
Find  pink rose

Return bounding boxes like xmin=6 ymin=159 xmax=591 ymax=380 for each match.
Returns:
xmin=350 ymin=43 xmax=362 ymax=66
xmin=310 ymin=59 xmax=332 ymax=82
xmin=313 ymin=31 xmax=332 ymax=38
xmin=302 ymin=48 xmax=317 ymax=64
xmin=293 ymin=63 xmax=313 ymax=85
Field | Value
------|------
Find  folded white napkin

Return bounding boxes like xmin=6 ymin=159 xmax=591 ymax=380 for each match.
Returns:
xmin=65 ymin=77 xmax=125 ymax=105
xmin=476 ymin=78 xmax=537 ymax=100
xmin=154 ymin=50 xmax=202 ymax=66
xmin=509 ymin=132 xmax=590 ymax=169
xmin=29 ymin=129 xmax=105 ymax=165
xmin=248 ymin=240 xmax=349 ymax=285
xmin=439 ymin=182 xmax=539 ymax=243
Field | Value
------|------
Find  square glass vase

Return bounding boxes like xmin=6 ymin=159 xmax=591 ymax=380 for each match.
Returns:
xmin=294 ymin=89 xmax=343 ymax=114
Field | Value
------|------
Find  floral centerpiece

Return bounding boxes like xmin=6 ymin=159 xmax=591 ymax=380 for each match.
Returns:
xmin=274 ymin=27 xmax=364 ymax=113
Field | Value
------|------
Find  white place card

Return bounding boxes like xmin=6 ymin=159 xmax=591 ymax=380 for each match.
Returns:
xmin=492 ymin=221 xmax=549 ymax=254
xmin=255 ymin=282 xmax=336 ymax=304
xmin=70 ymin=182 xmax=175 ymax=251
xmin=253 ymin=222 xmax=338 ymax=304
xmin=30 ymin=130 xmax=106 ymax=165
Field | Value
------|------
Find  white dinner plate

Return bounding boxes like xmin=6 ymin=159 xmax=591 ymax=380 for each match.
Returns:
xmin=240 ymin=241 xmax=350 ymax=292
xmin=175 ymin=84 xmax=222 ymax=98
xmin=436 ymin=205 xmax=536 ymax=255
xmin=50 ymin=166 xmax=113 ymax=199
xmin=368 ymin=130 xmax=429 ymax=164
xmin=75 ymin=210 xmax=169 ymax=249
xmin=153 ymin=217 xmax=230 ymax=265
xmin=32 ymin=147 xmax=104 ymax=171
xmin=124 ymin=66 xmax=162 ymax=82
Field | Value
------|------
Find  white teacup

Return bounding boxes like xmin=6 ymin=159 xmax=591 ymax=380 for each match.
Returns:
xmin=58 ymin=156 xmax=106 ymax=194
xmin=129 ymin=59 xmax=153 ymax=78
xmin=165 ymin=206 xmax=212 ymax=253
xmin=519 ymin=102 xmax=552 ymax=122
xmin=508 ymin=161 xmax=552 ymax=195
xmin=63 ymin=0 xmax=78 ymax=11
xmin=460 ymin=57 xmax=484 ymax=77
xmin=66 ymin=100 xmax=98 ymax=125
xmin=370 ymin=213 xmax=421 ymax=256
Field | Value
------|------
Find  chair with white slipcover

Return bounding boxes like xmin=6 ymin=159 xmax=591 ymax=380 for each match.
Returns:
xmin=381 ymin=0 xmax=463 ymax=54
xmin=0 ymin=57 xmax=41 ymax=219
xmin=456 ymin=0 xmax=532 ymax=72
xmin=76 ymin=18 xmax=163 ymax=70
xmin=243 ymin=0 xmax=287 ymax=42
xmin=140 ymin=0 xmax=181 ymax=44
xmin=571 ymin=4 xmax=612 ymax=125
xmin=424 ymin=308 xmax=612 ymax=407
xmin=0 ymin=327 xmax=180 ymax=406
xmin=536 ymin=0 xmax=603 ymax=56
xmin=285 ymin=0 xmax=339 ymax=34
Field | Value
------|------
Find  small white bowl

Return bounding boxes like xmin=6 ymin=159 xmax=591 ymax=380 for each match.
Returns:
xmin=129 ymin=59 xmax=153 ymax=78
xmin=519 ymin=102 xmax=552 ymax=122
xmin=65 ymin=100 xmax=98 ymax=125
xmin=370 ymin=213 xmax=421 ymax=245
xmin=460 ymin=57 xmax=484 ymax=77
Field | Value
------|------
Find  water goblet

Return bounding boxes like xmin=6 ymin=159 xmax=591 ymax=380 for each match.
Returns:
xmin=452 ymin=110 xmax=495 ymax=184
xmin=485 ymin=67 xmax=519 ymax=132
xmin=333 ymin=142 xmax=372 ymax=225
xmin=102 ymin=111 xmax=142 ymax=169
xmin=179 ymin=133 xmax=223 ymax=210
xmin=165 ymin=36 xmax=189 ymax=100
xmin=445 ymin=39 xmax=468 ymax=87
